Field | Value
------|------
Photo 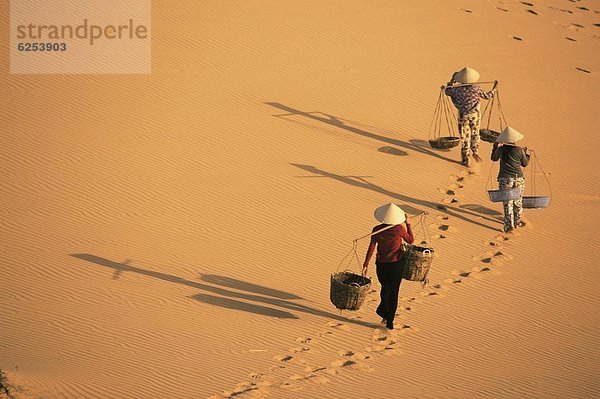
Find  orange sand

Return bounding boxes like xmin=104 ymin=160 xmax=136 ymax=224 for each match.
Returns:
xmin=1 ymin=0 xmax=599 ymax=398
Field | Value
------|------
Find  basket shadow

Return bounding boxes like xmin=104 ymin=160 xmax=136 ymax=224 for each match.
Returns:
xmin=265 ymin=102 xmax=460 ymax=165
xmin=191 ymin=293 xmax=298 ymax=319
xmin=378 ymin=146 xmax=409 ymax=156
xmin=458 ymin=203 xmax=502 ymax=216
xmin=199 ymin=274 xmax=302 ymax=300
xmin=70 ymin=254 xmax=380 ymax=327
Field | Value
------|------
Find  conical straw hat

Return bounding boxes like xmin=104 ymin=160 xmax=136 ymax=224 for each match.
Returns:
xmin=455 ymin=67 xmax=480 ymax=84
xmin=374 ymin=203 xmax=406 ymax=225
xmin=496 ymin=126 xmax=524 ymax=143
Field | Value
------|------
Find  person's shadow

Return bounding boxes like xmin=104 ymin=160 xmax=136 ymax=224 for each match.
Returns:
xmin=70 ymin=254 xmax=381 ymax=328
xmin=264 ymin=102 xmax=460 ymax=164
xmin=291 ymin=164 xmax=501 ymax=231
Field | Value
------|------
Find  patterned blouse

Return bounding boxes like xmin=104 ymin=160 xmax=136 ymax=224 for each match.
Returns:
xmin=445 ymin=85 xmax=494 ymax=114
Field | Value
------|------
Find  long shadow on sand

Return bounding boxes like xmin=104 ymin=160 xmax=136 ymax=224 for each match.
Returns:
xmin=71 ymin=254 xmax=380 ymax=328
xmin=291 ymin=164 xmax=502 ymax=232
xmin=264 ymin=102 xmax=460 ymax=165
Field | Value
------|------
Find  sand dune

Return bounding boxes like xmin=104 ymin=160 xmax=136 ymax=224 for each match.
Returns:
xmin=2 ymin=0 xmax=599 ymax=398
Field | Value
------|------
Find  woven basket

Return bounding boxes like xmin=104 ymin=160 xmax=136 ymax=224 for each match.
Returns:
xmin=429 ymin=136 xmax=461 ymax=149
xmin=522 ymin=195 xmax=550 ymax=209
xmin=402 ymin=245 xmax=434 ymax=282
xmin=330 ymin=272 xmax=371 ymax=311
xmin=480 ymin=128 xmax=501 ymax=143
xmin=488 ymin=188 xmax=521 ymax=202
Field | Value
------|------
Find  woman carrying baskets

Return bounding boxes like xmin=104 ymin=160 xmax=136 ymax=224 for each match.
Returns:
xmin=491 ymin=126 xmax=531 ymax=233
xmin=445 ymin=67 xmax=497 ymax=166
xmin=362 ymin=203 xmax=414 ymax=330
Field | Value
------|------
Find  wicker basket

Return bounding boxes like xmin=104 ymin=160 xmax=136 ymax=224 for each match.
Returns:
xmin=402 ymin=245 xmax=434 ymax=282
xmin=429 ymin=136 xmax=461 ymax=149
xmin=330 ymin=272 xmax=371 ymax=311
xmin=480 ymin=128 xmax=501 ymax=143
xmin=522 ymin=195 xmax=551 ymax=209
xmin=488 ymin=188 xmax=521 ymax=202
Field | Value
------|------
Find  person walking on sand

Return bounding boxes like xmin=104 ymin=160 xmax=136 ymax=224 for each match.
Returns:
xmin=445 ymin=67 xmax=497 ymax=166
xmin=362 ymin=203 xmax=414 ymax=330
xmin=491 ymin=126 xmax=530 ymax=233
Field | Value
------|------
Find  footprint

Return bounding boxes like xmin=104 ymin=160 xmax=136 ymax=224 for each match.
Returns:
xmin=305 ymin=365 xmax=328 ymax=373
xmin=513 ymin=36 xmax=523 ymax=41
xmin=495 ymin=235 xmax=510 ymax=242
xmin=497 ymin=7 xmax=509 ymax=12
xmin=521 ymin=1 xmax=534 ymax=6
xmin=459 ymin=271 xmax=471 ymax=278
xmin=317 ymin=331 xmax=334 ymax=337
xmin=372 ymin=334 xmax=388 ymax=342
xmin=326 ymin=321 xmax=351 ymax=331
xmin=566 ymin=36 xmax=577 ymax=41
xmin=438 ymin=224 xmax=456 ymax=232
xmin=366 ymin=343 xmax=387 ymax=353
xmin=436 ymin=215 xmax=449 ymax=221
xmin=400 ymin=296 xmax=418 ymax=303
xmin=336 ymin=352 xmax=368 ymax=362
xmin=289 ymin=374 xmax=308 ymax=381
xmin=274 ymin=355 xmax=294 ymax=362
xmin=576 ymin=67 xmax=591 ymax=73
xmin=331 ymin=359 xmax=356 ymax=368
xmin=280 ymin=381 xmax=303 ymax=391
xmin=432 ymin=233 xmax=446 ymax=239
xmin=296 ymin=337 xmax=313 ymax=344
xmin=229 ymin=382 xmax=259 ymax=397
xmin=526 ymin=9 xmax=538 ymax=15
xmin=492 ymin=250 xmax=514 ymax=261
xmin=290 ymin=347 xmax=310 ymax=354
xmin=249 ymin=372 xmax=264 ymax=379
xmin=442 ymin=197 xmax=459 ymax=204
xmin=472 ymin=265 xmax=497 ymax=275
xmin=382 ymin=346 xmax=403 ymax=356
xmin=349 ymin=352 xmax=370 ymax=361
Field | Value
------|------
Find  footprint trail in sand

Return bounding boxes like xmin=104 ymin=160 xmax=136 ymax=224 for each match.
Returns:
xmin=209 ymin=159 xmax=536 ymax=398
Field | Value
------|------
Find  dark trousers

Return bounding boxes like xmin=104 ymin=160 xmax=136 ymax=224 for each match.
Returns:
xmin=376 ymin=260 xmax=404 ymax=324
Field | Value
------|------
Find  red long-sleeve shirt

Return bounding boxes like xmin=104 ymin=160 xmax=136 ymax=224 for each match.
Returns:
xmin=364 ymin=224 xmax=414 ymax=264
